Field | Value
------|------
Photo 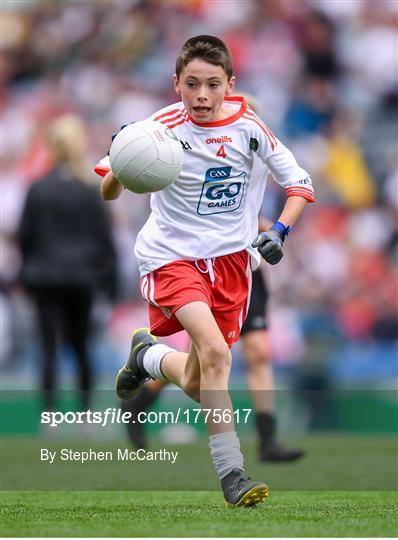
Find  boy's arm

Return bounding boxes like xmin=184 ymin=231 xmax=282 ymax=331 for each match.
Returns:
xmin=101 ymin=170 xmax=123 ymax=201
xmin=253 ymin=196 xmax=308 ymax=265
xmin=252 ymin=130 xmax=314 ymax=264
xmin=94 ymin=156 xmax=123 ymax=200
xmin=276 ymin=195 xmax=308 ymax=228
xmin=258 ymin=188 xmax=307 ymax=234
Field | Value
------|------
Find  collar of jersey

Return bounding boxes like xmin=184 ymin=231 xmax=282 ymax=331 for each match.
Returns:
xmin=186 ymin=96 xmax=247 ymax=127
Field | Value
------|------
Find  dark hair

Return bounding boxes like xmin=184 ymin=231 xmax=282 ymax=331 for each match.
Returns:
xmin=175 ymin=35 xmax=234 ymax=80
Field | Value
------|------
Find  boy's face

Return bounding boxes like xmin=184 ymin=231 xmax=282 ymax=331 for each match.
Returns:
xmin=173 ymin=59 xmax=235 ymax=123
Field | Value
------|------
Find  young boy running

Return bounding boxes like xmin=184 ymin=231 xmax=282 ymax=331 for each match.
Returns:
xmin=122 ymin=96 xmax=305 ymax=464
xmin=97 ymin=35 xmax=314 ymax=507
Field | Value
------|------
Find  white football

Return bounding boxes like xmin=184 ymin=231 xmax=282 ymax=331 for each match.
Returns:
xmin=109 ymin=120 xmax=184 ymax=194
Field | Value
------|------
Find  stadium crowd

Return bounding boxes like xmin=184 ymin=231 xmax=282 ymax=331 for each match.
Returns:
xmin=1 ymin=0 xmax=397 ymax=386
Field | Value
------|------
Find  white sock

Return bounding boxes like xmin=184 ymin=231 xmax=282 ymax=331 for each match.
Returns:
xmin=209 ymin=431 xmax=244 ymax=480
xmin=142 ymin=344 xmax=175 ymax=380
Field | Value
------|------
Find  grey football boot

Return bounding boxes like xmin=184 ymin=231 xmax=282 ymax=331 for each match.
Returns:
xmin=221 ymin=468 xmax=269 ymax=507
xmin=115 ymin=328 xmax=157 ymax=400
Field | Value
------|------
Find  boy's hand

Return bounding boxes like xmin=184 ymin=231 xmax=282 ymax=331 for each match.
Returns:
xmin=251 ymin=222 xmax=291 ymax=265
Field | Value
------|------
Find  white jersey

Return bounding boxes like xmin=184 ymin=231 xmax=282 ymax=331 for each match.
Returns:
xmin=102 ymin=97 xmax=314 ymax=276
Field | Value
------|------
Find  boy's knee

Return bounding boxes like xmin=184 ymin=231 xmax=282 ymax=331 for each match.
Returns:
xmin=199 ymin=341 xmax=231 ymax=377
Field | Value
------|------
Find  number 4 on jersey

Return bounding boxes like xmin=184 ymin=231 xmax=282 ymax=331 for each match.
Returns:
xmin=216 ymin=145 xmax=227 ymax=158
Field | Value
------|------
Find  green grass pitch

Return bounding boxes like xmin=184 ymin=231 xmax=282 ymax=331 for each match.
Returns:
xmin=2 ymin=490 xmax=397 ymax=537
xmin=1 ymin=434 xmax=397 ymax=537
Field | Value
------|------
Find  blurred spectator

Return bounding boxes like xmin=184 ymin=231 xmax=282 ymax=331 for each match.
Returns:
xmin=322 ymin=111 xmax=376 ymax=208
xmin=299 ymin=9 xmax=340 ymax=81
xmin=17 ymin=114 xmax=117 ymax=410
xmin=284 ymin=76 xmax=336 ymax=137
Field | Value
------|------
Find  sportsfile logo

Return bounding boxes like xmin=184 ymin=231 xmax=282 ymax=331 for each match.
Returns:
xmin=197 ymin=166 xmax=246 ymax=216
xmin=205 ymin=136 xmax=232 ymax=144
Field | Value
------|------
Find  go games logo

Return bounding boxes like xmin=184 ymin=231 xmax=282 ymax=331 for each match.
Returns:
xmin=197 ymin=166 xmax=246 ymax=215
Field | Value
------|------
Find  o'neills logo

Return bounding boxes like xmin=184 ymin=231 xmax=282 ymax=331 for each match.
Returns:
xmin=206 ymin=136 xmax=232 ymax=144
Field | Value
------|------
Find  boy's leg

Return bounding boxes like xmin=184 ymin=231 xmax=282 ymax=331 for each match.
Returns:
xmin=122 ymin=337 xmax=201 ymax=449
xmin=125 ymin=302 xmax=267 ymax=505
xmin=163 ymin=301 xmax=233 ymax=435
xmin=116 ymin=330 xmax=199 ymax=401
xmin=161 ymin=301 xmax=268 ymax=506
xmin=242 ymin=329 xmax=304 ymax=462
xmin=116 ymin=319 xmax=268 ymax=506
xmin=158 ymin=340 xmax=201 ymax=401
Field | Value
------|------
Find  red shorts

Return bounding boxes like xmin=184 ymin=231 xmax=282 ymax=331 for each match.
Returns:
xmin=140 ymin=251 xmax=252 ymax=346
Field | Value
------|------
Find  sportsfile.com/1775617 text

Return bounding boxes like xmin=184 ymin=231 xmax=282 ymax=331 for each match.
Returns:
xmin=40 ymin=408 xmax=252 ymax=428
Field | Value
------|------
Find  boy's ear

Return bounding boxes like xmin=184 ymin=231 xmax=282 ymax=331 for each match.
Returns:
xmin=225 ymin=76 xmax=236 ymax=96
xmin=173 ymin=74 xmax=181 ymax=95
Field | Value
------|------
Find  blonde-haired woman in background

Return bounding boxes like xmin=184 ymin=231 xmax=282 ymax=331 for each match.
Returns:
xmin=18 ymin=114 xmax=117 ymax=411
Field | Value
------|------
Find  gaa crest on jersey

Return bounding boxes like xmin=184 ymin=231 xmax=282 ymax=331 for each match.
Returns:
xmin=197 ymin=166 xmax=246 ymax=216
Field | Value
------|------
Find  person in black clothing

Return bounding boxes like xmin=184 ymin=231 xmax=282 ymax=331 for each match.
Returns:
xmin=18 ymin=114 xmax=117 ymax=410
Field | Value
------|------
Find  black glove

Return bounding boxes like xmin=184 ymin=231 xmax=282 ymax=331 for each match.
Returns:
xmin=251 ymin=222 xmax=291 ymax=265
